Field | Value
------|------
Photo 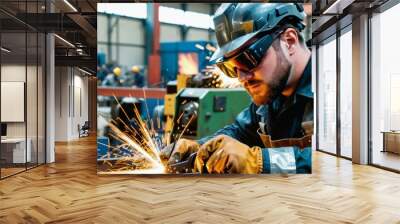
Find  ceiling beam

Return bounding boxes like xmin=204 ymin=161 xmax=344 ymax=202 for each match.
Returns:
xmin=55 ymin=55 xmax=96 ymax=70
xmin=67 ymin=13 xmax=97 ymax=46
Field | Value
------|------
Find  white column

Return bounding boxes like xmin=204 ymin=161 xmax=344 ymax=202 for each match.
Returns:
xmin=46 ymin=33 xmax=55 ymax=163
xmin=54 ymin=67 xmax=73 ymax=141
xmin=352 ymin=14 xmax=369 ymax=164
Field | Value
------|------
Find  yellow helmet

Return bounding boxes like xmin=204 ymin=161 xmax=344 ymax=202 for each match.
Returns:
xmin=131 ymin=66 xmax=140 ymax=73
xmin=113 ymin=67 xmax=121 ymax=76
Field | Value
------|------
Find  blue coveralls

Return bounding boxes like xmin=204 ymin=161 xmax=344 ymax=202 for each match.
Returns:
xmin=198 ymin=59 xmax=313 ymax=174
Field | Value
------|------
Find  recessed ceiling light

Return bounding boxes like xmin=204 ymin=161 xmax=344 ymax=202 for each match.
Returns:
xmin=1 ymin=47 xmax=11 ymax=53
xmin=63 ymin=0 xmax=78 ymax=12
xmin=54 ymin=34 xmax=75 ymax=48
xmin=78 ymin=67 xmax=92 ymax=76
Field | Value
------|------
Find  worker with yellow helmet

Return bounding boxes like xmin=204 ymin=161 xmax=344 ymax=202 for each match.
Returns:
xmin=121 ymin=65 xmax=145 ymax=88
xmin=101 ymin=66 xmax=123 ymax=87
xmin=113 ymin=67 xmax=121 ymax=76
xmin=131 ymin=66 xmax=140 ymax=73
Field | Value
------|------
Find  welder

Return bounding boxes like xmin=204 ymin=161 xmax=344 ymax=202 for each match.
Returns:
xmin=161 ymin=3 xmax=313 ymax=174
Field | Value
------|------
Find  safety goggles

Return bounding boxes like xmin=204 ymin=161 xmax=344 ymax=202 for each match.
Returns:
xmin=216 ymin=30 xmax=283 ymax=78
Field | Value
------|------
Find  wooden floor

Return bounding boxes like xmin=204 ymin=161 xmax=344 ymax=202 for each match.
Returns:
xmin=1 ymin=167 xmax=26 ymax=178
xmin=1 ymin=164 xmax=44 ymax=178
xmin=1 ymin=136 xmax=400 ymax=223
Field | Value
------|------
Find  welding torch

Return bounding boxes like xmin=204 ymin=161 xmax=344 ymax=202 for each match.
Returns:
xmin=168 ymin=151 xmax=198 ymax=174
xmin=164 ymin=131 xmax=199 ymax=174
xmin=166 ymin=113 xmax=201 ymax=174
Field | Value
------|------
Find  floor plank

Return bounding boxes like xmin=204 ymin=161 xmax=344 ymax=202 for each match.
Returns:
xmin=0 ymin=136 xmax=400 ymax=223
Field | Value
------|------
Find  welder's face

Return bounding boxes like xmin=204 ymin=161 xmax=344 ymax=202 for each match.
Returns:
xmin=237 ymin=39 xmax=291 ymax=106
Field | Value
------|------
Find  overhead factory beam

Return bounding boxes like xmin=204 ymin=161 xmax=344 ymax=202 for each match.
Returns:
xmin=98 ymin=87 xmax=166 ymax=99
xmin=180 ymin=3 xmax=188 ymax=41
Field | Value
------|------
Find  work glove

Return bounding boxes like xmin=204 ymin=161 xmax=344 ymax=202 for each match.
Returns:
xmin=194 ymin=135 xmax=263 ymax=174
xmin=160 ymin=138 xmax=200 ymax=165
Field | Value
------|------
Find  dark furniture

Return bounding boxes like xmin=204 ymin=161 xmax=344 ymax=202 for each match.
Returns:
xmin=78 ymin=121 xmax=90 ymax=138
xmin=382 ymin=131 xmax=400 ymax=154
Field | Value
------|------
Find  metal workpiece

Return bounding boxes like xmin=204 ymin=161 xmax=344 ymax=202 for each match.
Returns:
xmin=168 ymin=152 xmax=198 ymax=174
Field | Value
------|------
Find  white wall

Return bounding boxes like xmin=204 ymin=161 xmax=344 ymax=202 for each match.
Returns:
xmin=186 ymin=3 xmax=211 ymax=14
xmin=119 ymin=17 xmax=144 ymax=45
xmin=187 ymin=28 xmax=211 ymax=41
xmin=97 ymin=14 xmax=108 ymax=43
xmin=160 ymin=24 xmax=182 ymax=42
xmin=72 ymin=73 xmax=89 ymax=138
xmin=54 ymin=67 xmax=89 ymax=141
xmin=160 ymin=3 xmax=182 ymax=9
xmin=97 ymin=14 xmax=145 ymax=67
xmin=55 ymin=67 xmax=69 ymax=141
xmin=54 ymin=66 xmax=68 ymax=140
xmin=119 ymin=46 xmax=145 ymax=69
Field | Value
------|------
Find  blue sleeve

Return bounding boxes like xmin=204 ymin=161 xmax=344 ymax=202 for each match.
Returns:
xmin=197 ymin=103 xmax=263 ymax=147
xmin=294 ymin=147 xmax=312 ymax=174
xmin=261 ymin=147 xmax=311 ymax=174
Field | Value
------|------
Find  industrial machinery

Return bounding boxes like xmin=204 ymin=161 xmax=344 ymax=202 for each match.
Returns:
xmin=171 ymin=88 xmax=251 ymax=140
xmin=160 ymin=41 xmax=215 ymax=83
xmin=164 ymin=72 xmax=223 ymax=135
xmin=161 ymin=40 xmax=236 ymax=138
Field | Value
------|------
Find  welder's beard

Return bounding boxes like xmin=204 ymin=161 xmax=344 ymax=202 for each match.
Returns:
xmin=244 ymin=51 xmax=291 ymax=106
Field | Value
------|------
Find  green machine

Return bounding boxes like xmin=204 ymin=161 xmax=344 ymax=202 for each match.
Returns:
xmin=173 ymin=88 xmax=251 ymax=140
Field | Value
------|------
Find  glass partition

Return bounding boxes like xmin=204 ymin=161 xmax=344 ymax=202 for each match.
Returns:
xmin=339 ymin=28 xmax=352 ymax=158
xmin=317 ymin=35 xmax=337 ymax=155
xmin=0 ymin=0 xmax=46 ymax=179
xmin=1 ymin=31 xmax=28 ymax=177
xmin=371 ymin=3 xmax=400 ymax=171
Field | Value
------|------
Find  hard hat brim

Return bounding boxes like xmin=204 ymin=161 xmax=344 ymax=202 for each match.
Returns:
xmin=210 ymin=31 xmax=260 ymax=64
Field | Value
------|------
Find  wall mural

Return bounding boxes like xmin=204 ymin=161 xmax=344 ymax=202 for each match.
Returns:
xmin=96 ymin=3 xmax=313 ymax=175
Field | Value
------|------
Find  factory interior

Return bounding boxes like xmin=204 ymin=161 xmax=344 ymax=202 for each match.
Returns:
xmin=1 ymin=1 xmax=400 ymax=223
